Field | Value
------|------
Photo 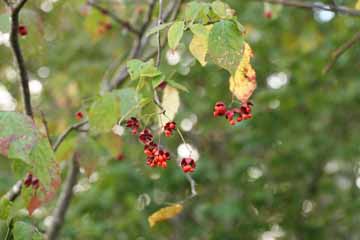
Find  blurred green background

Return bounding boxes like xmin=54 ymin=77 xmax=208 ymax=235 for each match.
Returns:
xmin=1 ymin=0 xmax=360 ymax=239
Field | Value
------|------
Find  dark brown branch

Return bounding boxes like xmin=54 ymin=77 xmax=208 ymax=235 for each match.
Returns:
xmin=323 ymin=31 xmax=360 ymax=74
xmin=7 ymin=0 xmax=33 ymax=118
xmin=46 ymin=154 xmax=80 ymax=240
xmin=156 ymin=0 xmax=163 ymax=67
xmin=87 ymin=0 xmax=140 ymax=35
xmin=256 ymin=0 xmax=360 ymax=17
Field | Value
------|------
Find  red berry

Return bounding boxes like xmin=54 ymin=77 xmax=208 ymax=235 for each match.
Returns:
xmin=18 ymin=25 xmax=28 ymax=36
xmin=24 ymin=173 xmax=33 ymax=187
xmin=163 ymin=121 xmax=176 ymax=137
xmin=264 ymin=11 xmax=272 ymax=19
xmin=213 ymin=101 xmax=227 ymax=117
xmin=157 ymin=81 xmax=167 ymax=90
xmin=139 ymin=129 xmax=153 ymax=145
xmin=75 ymin=111 xmax=84 ymax=121
xmin=116 ymin=153 xmax=124 ymax=161
xmin=181 ymin=157 xmax=196 ymax=173
xmin=126 ymin=117 xmax=140 ymax=135
xmin=32 ymin=177 xmax=40 ymax=190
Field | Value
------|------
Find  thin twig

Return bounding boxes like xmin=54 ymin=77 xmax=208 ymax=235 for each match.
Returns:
xmin=46 ymin=154 xmax=80 ymax=240
xmin=256 ymin=0 xmax=360 ymax=17
xmin=87 ymin=0 xmax=140 ymax=35
xmin=323 ymin=31 xmax=360 ymax=74
xmin=40 ymin=110 xmax=52 ymax=145
xmin=52 ymin=120 xmax=88 ymax=152
xmin=156 ymin=0 xmax=163 ymax=67
xmin=7 ymin=0 xmax=33 ymax=118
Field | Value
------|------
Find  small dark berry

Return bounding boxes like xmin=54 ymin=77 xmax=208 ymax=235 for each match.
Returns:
xmin=18 ymin=25 xmax=28 ymax=36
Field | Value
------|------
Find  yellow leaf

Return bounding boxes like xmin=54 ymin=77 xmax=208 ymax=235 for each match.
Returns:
xmin=148 ymin=204 xmax=183 ymax=227
xmin=356 ymin=0 xmax=360 ymax=10
xmin=189 ymin=25 xmax=213 ymax=66
xmin=189 ymin=35 xmax=208 ymax=66
xmin=229 ymin=42 xmax=257 ymax=102
xmin=159 ymin=85 xmax=180 ymax=129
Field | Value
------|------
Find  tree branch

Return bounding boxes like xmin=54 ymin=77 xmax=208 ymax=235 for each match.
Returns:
xmin=323 ymin=31 xmax=360 ymax=74
xmin=52 ymin=120 xmax=88 ymax=152
xmin=106 ymin=0 xmax=182 ymax=91
xmin=156 ymin=0 xmax=163 ymax=67
xmin=46 ymin=154 xmax=80 ymax=240
xmin=87 ymin=0 xmax=140 ymax=35
xmin=255 ymin=0 xmax=360 ymax=17
xmin=7 ymin=0 xmax=33 ymax=118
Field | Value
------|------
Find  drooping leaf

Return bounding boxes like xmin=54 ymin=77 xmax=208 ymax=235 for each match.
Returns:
xmin=229 ymin=42 xmax=257 ymax=102
xmin=0 ymin=112 xmax=38 ymax=163
xmin=189 ymin=25 xmax=213 ymax=66
xmin=148 ymin=204 xmax=183 ymax=227
xmin=13 ymin=221 xmax=43 ymax=240
xmin=166 ymin=79 xmax=189 ymax=93
xmin=89 ymin=93 xmax=120 ymax=134
xmin=168 ymin=21 xmax=185 ymax=50
xmin=145 ymin=22 xmax=173 ymax=37
xmin=207 ymin=20 xmax=244 ymax=75
xmin=159 ymin=86 xmax=180 ymax=129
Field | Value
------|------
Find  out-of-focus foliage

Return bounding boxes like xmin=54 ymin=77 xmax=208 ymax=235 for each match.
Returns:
xmin=1 ymin=0 xmax=360 ymax=239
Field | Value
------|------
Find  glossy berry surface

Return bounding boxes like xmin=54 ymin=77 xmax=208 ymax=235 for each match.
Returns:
xmin=181 ymin=157 xmax=196 ymax=173
xmin=164 ymin=121 xmax=176 ymax=137
xmin=18 ymin=25 xmax=28 ymax=36
xmin=139 ymin=129 xmax=153 ymax=145
xmin=213 ymin=101 xmax=227 ymax=117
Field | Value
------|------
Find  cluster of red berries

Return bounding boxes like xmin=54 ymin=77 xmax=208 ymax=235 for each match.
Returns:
xmin=213 ymin=101 xmax=253 ymax=125
xmin=181 ymin=157 xmax=196 ymax=173
xmin=125 ymin=117 xmax=171 ymax=168
xmin=164 ymin=121 xmax=176 ymax=137
xmin=23 ymin=173 xmax=40 ymax=190
xmin=126 ymin=117 xmax=140 ymax=135
xmin=18 ymin=25 xmax=28 ymax=36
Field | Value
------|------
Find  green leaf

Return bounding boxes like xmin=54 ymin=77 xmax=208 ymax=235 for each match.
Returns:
xmin=145 ymin=22 xmax=173 ymax=37
xmin=13 ymin=221 xmax=43 ymax=240
xmin=190 ymin=24 xmax=209 ymax=38
xmin=167 ymin=80 xmax=189 ymax=93
xmin=185 ymin=2 xmax=210 ymax=24
xmin=168 ymin=21 xmax=185 ymax=50
xmin=127 ymin=59 xmax=161 ymax=81
xmin=29 ymin=139 xmax=56 ymax=188
xmin=12 ymin=159 xmax=31 ymax=179
xmin=207 ymin=20 xmax=244 ymax=75
xmin=0 ymin=112 xmax=39 ymax=163
xmin=0 ymin=198 xmax=12 ymax=220
xmin=89 ymin=93 xmax=120 ymax=134
xmin=113 ymin=88 xmax=138 ymax=116
xmin=211 ymin=1 xmax=228 ymax=18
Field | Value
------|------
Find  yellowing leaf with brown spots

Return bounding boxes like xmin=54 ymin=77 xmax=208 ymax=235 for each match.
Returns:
xmin=159 ymin=85 xmax=180 ymax=129
xmin=148 ymin=204 xmax=183 ymax=227
xmin=229 ymin=42 xmax=256 ymax=102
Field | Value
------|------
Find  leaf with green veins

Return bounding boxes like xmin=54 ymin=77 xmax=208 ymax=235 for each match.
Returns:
xmin=140 ymin=60 xmax=161 ymax=78
xmin=207 ymin=20 xmax=244 ymax=75
xmin=89 ymin=93 xmax=120 ymax=134
xmin=0 ymin=198 xmax=12 ymax=220
xmin=113 ymin=88 xmax=138 ymax=116
xmin=12 ymin=158 xmax=31 ymax=179
xmin=0 ymin=112 xmax=39 ymax=163
xmin=145 ymin=22 xmax=173 ymax=37
xmin=13 ymin=221 xmax=43 ymax=240
xmin=168 ymin=21 xmax=185 ymax=50
xmin=231 ymin=18 xmax=245 ymax=33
